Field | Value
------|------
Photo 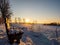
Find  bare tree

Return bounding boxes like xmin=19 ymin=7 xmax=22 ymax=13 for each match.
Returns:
xmin=18 ymin=17 xmax=21 ymax=24
xmin=23 ymin=18 xmax=25 ymax=23
xmin=15 ymin=17 xmax=17 ymax=23
xmin=0 ymin=0 xmax=12 ymax=39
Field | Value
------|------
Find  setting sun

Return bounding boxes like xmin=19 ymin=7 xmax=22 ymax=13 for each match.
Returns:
xmin=25 ymin=19 xmax=30 ymax=23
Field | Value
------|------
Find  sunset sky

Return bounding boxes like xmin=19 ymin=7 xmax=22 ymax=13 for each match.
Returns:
xmin=10 ymin=0 xmax=60 ymax=23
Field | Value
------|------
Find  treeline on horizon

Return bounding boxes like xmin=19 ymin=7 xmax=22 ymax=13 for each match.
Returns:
xmin=43 ymin=22 xmax=60 ymax=26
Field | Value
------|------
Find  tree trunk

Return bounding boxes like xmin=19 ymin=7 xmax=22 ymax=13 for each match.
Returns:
xmin=2 ymin=15 xmax=9 ymax=39
xmin=55 ymin=28 xmax=58 ymax=40
xmin=5 ymin=18 xmax=9 ymax=36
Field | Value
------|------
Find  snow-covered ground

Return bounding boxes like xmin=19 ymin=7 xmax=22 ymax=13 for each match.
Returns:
xmin=0 ymin=23 xmax=60 ymax=45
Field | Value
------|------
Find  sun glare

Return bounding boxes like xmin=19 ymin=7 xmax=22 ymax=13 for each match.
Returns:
xmin=25 ymin=19 xmax=30 ymax=23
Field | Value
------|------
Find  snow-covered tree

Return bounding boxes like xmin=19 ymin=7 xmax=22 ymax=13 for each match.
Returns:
xmin=0 ymin=0 xmax=12 ymax=39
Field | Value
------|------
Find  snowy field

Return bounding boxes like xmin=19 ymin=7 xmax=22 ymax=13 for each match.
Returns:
xmin=0 ymin=23 xmax=60 ymax=45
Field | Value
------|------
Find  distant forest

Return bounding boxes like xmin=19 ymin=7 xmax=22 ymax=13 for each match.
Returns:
xmin=43 ymin=22 xmax=60 ymax=26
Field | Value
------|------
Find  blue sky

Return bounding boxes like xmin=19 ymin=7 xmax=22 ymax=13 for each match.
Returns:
xmin=10 ymin=0 xmax=60 ymax=23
